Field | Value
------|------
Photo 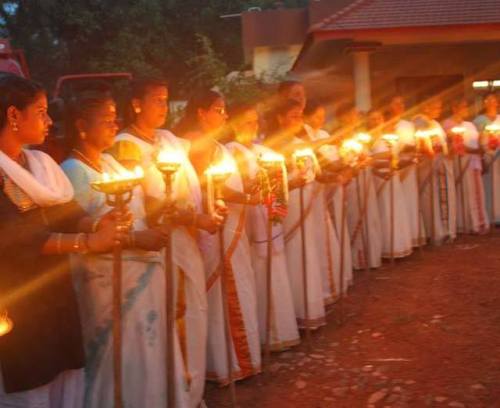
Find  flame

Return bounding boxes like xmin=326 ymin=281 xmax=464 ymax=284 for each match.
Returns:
xmin=205 ymin=159 xmax=237 ymax=177
xmin=99 ymin=166 xmax=144 ymax=184
xmin=382 ymin=133 xmax=399 ymax=144
xmin=293 ymin=148 xmax=315 ymax=160
xmin=259 ymin=151 xmax=285 ymax=163
xmin=157 ymin=149 xmax=183 ymax=165
xmin=355 ymin=132 xmax=372 ymax=144
xmin=415 ymin=129 xmax=434 ymax=139
xmin=0 ymin=312 xmax=13 ymax=337
xmin=340 ymin=139 xmax=363 ymax=154
xmin=485 ymin=123 xmax=500 ymax=133
xmin=450 ymin=126 xmax=466 ymax=135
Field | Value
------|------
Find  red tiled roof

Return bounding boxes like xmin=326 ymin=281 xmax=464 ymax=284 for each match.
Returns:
xmin=312 ymin=0 xmax=500 ymax=32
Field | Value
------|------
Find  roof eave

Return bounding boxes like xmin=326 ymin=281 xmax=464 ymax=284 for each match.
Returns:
xmin=311 ymin=22 xmax=500 ymax=42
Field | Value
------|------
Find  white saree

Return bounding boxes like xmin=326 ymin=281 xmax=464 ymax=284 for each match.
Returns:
xmin=415 ymin=119 xmax=457 ymax=244
xmin=283 ymin=137 xmax=326 ymax=329
xmin=396 ymin=120 xmax=427 ymax=247
xmin=201 ymin=144 xmax=261 ymax=384
xmin=442 ymin=119 xmax=489 ymax=234
xmin=371 ymin=139 xmax=413 ymax=259
xmin=304 ymin=125 xmax=352 ymax=297
xmin=473 ymin=114 xmax=500 ymax=225
xmin=113 ymin=129 xmax=208 ymax=407
xmin=226 ymin=141 xmax=300 ymax=351
xmin=346 ymin=166 xmax=383 ymax=270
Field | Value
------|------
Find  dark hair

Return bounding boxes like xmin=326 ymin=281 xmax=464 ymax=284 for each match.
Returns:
xmin=304 ymin=100 xmax=324 ymax=117
xmin=228 ymin=102 xmax=256 ymax=119
xmin=65 ymin=90 xmax=115 ymax=148
xmin=174 ymin=89 xmax=223 ymax=136
xmin=0 ymin=74 xmax=45 ymax=130
xmin=265 ymin=98 xmax=303 ymax=135
xmin=274 ymin=98 xmax=303 ymax=118
xmin=124 ymin=77 xmax=168 ymax=127
xmin=451 ymin=97 xmax=468 ymax=110
xmin=278 ymin=80 xmax=303 ymax=95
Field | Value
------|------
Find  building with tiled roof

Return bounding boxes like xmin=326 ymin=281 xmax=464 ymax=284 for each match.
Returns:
xmin=293 ymin=0 xmax=500 ymax=111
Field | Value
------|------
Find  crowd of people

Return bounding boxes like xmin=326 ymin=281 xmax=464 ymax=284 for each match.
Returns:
xmin=0 ymin=72 xmax=498 ymax=408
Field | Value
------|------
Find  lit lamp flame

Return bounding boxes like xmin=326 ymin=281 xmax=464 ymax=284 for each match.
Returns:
xmin=0 ymin=311 xmax=13 ymax=337
xmin=156 ymin=149 xmax=183 ymax=174
xmin=91 ymin=166 xmax=144 ymax=196
xmin=382 ymin=134 xmax=400 ymax=169
xmin=415 ymin=129 xmax=435 ymax=155
xmin=339 ymin=138 xmax=364 ymax=167
xmin=100 ymin=166 xmax=144 ymax=183
xmin=258 ymin=151 xmax=285 ymax=165
xmin=415 ymin=129 xmax=433 ymax=139
xmin=205 ymin=158 xmax=236 ymax=213
xmin=382 ymin=133 xmax=399 ymax=144
xmin=355 ymin=132 xmax=372 ymax=144
xmin=205 ymin=159 xmax=237 ymax=179
xmin=450 ymin=126 xmax=466 ymax=135
xmin=341 ymin=139 xmax=363 ymax=153
xmin=485 ymin=123 xmax=500 ymax=134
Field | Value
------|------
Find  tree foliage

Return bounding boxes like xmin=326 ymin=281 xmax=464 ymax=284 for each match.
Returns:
xmin=0 ymin=0 xmax=307 ymax=97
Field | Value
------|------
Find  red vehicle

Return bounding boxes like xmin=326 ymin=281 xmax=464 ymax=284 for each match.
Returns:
xmin=0 ymin=38 xmax=30 ymax=78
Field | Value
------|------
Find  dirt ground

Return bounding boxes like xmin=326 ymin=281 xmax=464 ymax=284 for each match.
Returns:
xmin=204 ymin=230 xmax=500 ymax=408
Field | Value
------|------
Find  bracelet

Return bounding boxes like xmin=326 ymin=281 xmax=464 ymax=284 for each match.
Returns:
xmin=245 ymin=193 xmax=251 ymax=204
xmin=91 ymin=218 xmax=100 ymax=233
xmin=56 ymin=233 xmax=63 ymax=254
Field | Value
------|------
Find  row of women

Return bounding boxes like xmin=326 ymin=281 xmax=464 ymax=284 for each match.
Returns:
xmin=0 ymin=73 xmax=498 ymax=408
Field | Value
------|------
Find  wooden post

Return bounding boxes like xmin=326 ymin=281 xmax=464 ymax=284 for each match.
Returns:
xmin=112 ymin=194 xmax=124 ymax=408
xmin=430 ymin=160 xmax=436 ymax=245
xmin=163 ymin=173 xmax=176 ymax=408
xmin=356 ymin=173 xmax=370 ymax=272
xmin=264 ymin=209 xmax=273 ymax=363
xmin=215 ymin=183 xmax=237 ymax=407
xmin=458 ymin=155 xmax=467 ymax=234
xmin=338 ymin=184 xmax=347 ymax=324
xmin=299 ymin=186 xmax=311 ymax=344
xmin=389 ymin=173 xmax=395 ymax=265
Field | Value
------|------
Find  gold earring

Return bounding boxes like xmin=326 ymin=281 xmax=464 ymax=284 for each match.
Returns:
xmin=11 ymin=122 xmax=18 ymax=132
xmin=134 ymin=107 xmax=141 ymax=114
xmin=80 ymin=131 xmax=86 ymax=140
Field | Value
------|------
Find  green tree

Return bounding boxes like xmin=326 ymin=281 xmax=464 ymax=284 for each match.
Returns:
xmin=0 ymin=1 xmax=307 ymax=96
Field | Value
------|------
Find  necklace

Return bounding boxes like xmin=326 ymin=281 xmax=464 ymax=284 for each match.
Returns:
xmin=72 ymin=149 xmax=102 ymax=173
xmin=129 ymin=124 xmax=156 ymax=145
